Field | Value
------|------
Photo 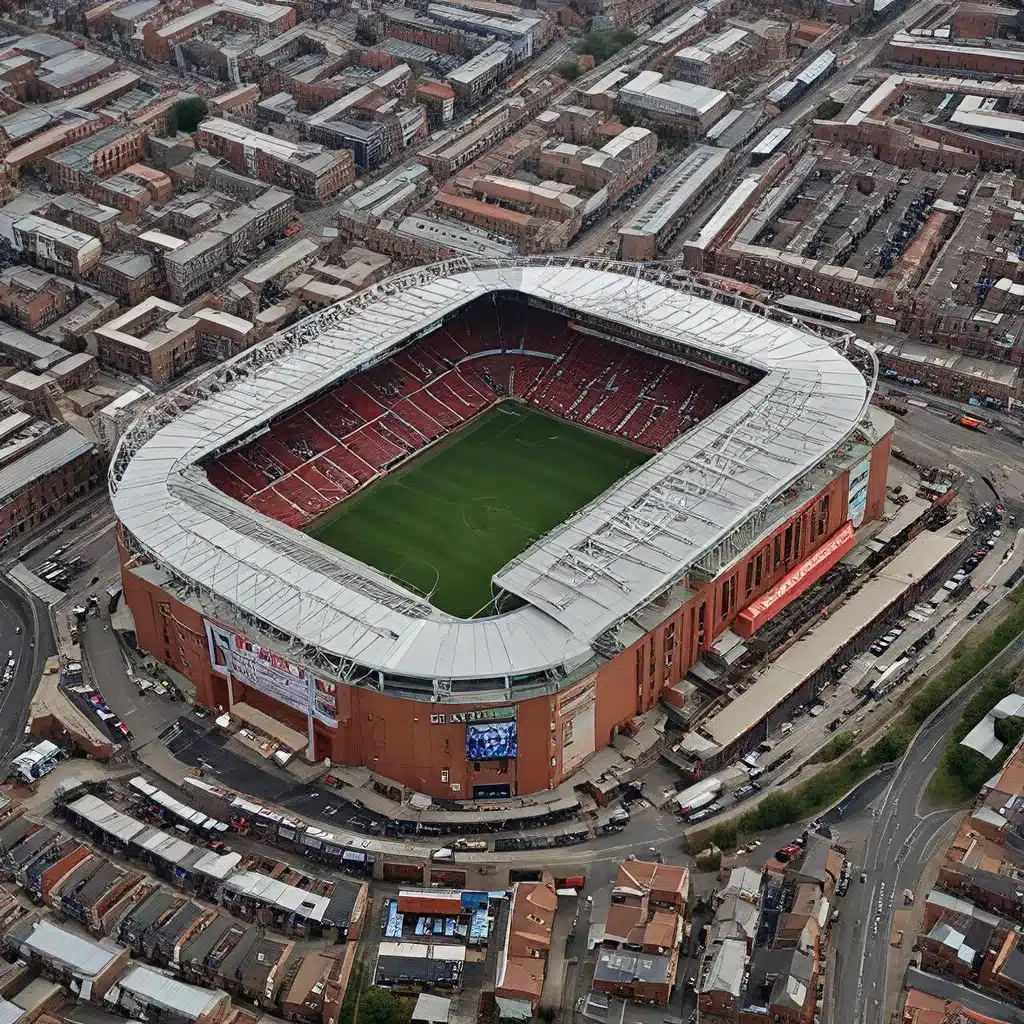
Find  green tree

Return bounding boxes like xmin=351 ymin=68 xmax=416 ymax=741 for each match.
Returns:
xmin=574 ymin=28 xmax=636 ymax=63
xmin=557 ymin=59 xmax=583 ymax=81
xmin=995 ymin=714 xmax=1024 ymax=748
xmin=166 ymin=97 xmax=209 ymax=135
xmin=945 ymin=742 xmax=993 ymax=792
xmin=357 ymin=988 xmax=410 ymax=1024
xmin=815 ymin=99 xmax=843 ymax=120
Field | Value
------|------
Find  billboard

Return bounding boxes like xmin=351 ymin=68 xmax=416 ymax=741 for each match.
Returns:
xmin=848 ymin=459 xmax=870 ymax=528
xmin=734 ymin=521 xmax=855 ymax=637
xmin=205 ymin=619 xmax=337 ymax=726
xmin=466 ymin=721 xmax=517 ymax=761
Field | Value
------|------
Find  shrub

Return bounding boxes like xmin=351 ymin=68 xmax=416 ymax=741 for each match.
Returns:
xmin=574 ymin=28 xmax=636 ymax=63
xmin=556 ymin=59 xmax=583 ymax=81
xmin=166 ymin=97 xmax=209 ymax=135
xmin=809 ymin=732 xmax=856 ymax=764
xmin=995 ymin=714 xmax=1024 ymax=748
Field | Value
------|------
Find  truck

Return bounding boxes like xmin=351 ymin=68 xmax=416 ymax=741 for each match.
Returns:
xmin=674 ymin=778 xmax=723 ymax=816
xmin=954 ymin=415 xmax=985 ymax=432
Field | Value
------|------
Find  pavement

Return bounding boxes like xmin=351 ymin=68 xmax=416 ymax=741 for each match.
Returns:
xmin=830 ymin=621 xmax=1024 ymax=1024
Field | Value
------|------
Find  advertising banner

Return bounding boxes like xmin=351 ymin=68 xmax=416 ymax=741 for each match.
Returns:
xmin=848 ymin=459 xmax=871 ymax=528
xmin=204 ymin=619 xmax=338 ymax=726
xmin=735 ymin=521 xmax=855 ymax=637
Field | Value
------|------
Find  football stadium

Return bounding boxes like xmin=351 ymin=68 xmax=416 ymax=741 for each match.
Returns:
xmin=111 ymin=261 xmax=892 ymax=799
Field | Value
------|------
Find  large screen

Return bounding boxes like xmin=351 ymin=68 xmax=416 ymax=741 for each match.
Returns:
xmin=466 ymin=721 xmax=517 ymax=761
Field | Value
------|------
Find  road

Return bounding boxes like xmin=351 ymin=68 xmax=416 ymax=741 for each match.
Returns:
xmin=832 ymin=622 xmax=1024 ymax=1024
xmin=0 ymin=574 xmax=51 ymax=767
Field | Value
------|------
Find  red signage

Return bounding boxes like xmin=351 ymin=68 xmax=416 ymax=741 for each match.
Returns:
xmin=735 ymin=521 xmax=856 ymax=638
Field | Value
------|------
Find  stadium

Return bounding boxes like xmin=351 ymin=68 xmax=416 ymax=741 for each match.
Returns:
xmin=111 ymin=260 xmax=891 ymax=800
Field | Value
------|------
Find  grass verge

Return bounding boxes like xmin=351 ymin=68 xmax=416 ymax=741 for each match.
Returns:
xmin=690 ymin=580 xmax=1024 ymax=852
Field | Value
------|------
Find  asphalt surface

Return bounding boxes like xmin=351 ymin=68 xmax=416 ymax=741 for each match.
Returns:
xmin=905 ymin=967 xmax=1024 ymax=1023
xmin=0 ymin=573 xmax=51 ymax=768
xmin=832 ymin=627 xmax=1024 ymax=1024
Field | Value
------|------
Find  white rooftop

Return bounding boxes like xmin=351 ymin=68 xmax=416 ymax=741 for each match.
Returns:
xmin=110 ymin=263 xmax=870 ymax=686
xmin=962 ymin=694 xmax=1024 ymax=759
xmin=620 ymin=71 xmax=728 ymax=118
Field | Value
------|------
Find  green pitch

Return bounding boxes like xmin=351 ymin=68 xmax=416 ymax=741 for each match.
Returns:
xmin=309 ymin=404 xmax=649 ymax=617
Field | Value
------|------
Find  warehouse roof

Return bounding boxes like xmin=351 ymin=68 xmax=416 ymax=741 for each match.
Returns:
xmin=0 ymin=429 xmax=94 ymax=503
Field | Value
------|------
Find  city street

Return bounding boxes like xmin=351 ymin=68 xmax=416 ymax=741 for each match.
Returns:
xmin=831 ymin=624 xmax=1024 ymax=1024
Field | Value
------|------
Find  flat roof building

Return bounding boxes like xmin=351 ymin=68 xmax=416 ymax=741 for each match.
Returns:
xmin=95 ymin=297 xmax=199 ymax=382
xmin=12 ymin=215 xmax=102 ymax=276
xmin=618 ymin=72 xmax=730 ymax=134
xmin=195 ymin=118 xmax=353 ymax=204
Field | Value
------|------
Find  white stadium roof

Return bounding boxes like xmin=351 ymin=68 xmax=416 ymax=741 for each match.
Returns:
xmin=111 ymin=261 xmax=870 ymax=690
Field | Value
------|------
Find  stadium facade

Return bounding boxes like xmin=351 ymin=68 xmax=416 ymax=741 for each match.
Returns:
xmin=111 ymin=260 xmax=891 ymax=800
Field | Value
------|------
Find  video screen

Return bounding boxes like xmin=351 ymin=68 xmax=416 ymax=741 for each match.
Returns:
xmin=466 ymin=721 xmax=517 ymax=761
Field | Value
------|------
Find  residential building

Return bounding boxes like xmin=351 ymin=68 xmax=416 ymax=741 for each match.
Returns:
xmin=12 ymin=215 xmax=102 ymax=276
xmin=0 ymin=323 xmax=70 ymax=371
xmin=95 ymin=163 xmax=173 ymax=219
xmin=162 ymin=187 xmax=294 ymax=302
xmin=140 ymin=0 xmax=296 ymax=62
xmin=0 ymin=429 xmax=105 ymax=538
xmin=494 ymin=880 xmax=557 ymax=1019
xmin=446 ymin=43 xmax=514 ymax=106
xmin=44 ymin=124 xmax=145 ymax=192
xmin=195 ymin=119 xmax=354 ymax=204
xmin=48 ymin=194 xmax=120 ymax=245
xmin=192 ymin=308 xmax=257 ymax=361
xmin=33 ymin=50 xmax=116 ymax=101
xmin=95 ymin=297 xmax=199 ymax=381
xmin=0 ymin=267 xmax=77 ymax=331
xmin=94 ymin=252 xmax=159 ymax=306
xmin=673 ymin=27 xmax=755 ymax=88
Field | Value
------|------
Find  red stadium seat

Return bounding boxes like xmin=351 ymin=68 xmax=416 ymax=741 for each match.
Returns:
xmin=205 ymin=305 xmax=746 ymax=528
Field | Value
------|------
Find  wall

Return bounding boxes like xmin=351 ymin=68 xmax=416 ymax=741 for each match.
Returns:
xmin=118 ymin=431 xmax=892 ymax=799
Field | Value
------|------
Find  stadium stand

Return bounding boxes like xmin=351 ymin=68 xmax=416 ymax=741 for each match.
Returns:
xmin=206 ymin=306 xmax=745 ymax=527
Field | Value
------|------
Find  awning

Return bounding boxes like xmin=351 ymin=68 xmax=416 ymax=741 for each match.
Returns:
xmin=231 ymin=702 xmax=307 ymax=752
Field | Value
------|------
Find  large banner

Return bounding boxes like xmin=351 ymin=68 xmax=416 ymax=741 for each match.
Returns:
xmin=205 ymin=620 xmax=337 ymax=726
xmin=848 ymin=459 xmax=871 ymax=528
xmin=734 ymin=521 xmax=855 ymax=637
xmin=558 ymin=676 xmax=596 ymax=774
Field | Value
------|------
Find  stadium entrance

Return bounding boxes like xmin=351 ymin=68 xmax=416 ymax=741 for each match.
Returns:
xmin=473 ymin=783 xmax=512 ymax=799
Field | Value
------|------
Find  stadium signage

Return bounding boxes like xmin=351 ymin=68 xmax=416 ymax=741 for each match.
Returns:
xmin=735 ymin=521 xmax=855 ymax=637
xmin=449 ymin=706 xmax=516 ymax=724
xmin=204 ymin=619 xmax=338 ymax=726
